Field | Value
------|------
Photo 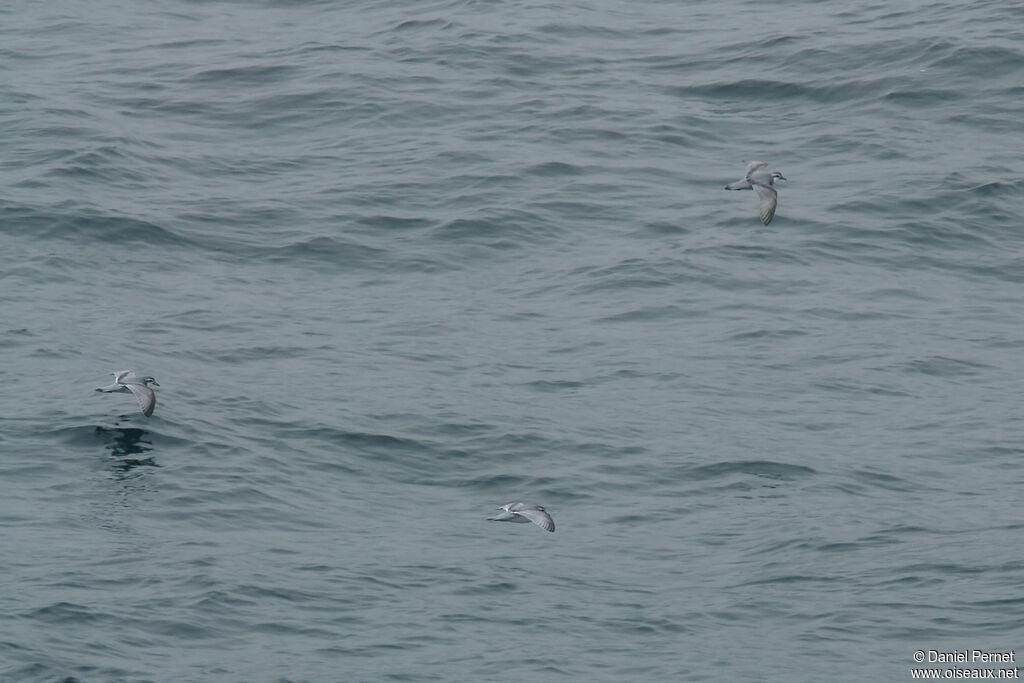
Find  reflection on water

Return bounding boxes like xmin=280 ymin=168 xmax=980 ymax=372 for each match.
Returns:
xmin=94 ymin=426 xmax=159 ymax=471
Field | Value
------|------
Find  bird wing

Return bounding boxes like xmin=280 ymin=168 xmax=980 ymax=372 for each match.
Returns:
xmin=488 ymin=510 xmax=519 ymax=522
xmin=516 ymin=507 xmax=555 ymax=532
xmin=724 ymin=178 xmax=752 ymax=190
xmin=753 ymin=183 xmax=778 ymax=225
xmin=124 ymin=382 xmax=156 ymax=417
xmin=118 ymin=371 xmax=147 ymax=385
xmin=744 ymin=160 xmax=768 ymax=177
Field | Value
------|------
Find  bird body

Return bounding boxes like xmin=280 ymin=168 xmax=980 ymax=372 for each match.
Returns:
xmin=725 ymin=160 xmax=786 ymax=224
xmin=488 ymin=502 xmax=555 ymax=532
xmin=96 ymin=370 xmax=158 ymax=417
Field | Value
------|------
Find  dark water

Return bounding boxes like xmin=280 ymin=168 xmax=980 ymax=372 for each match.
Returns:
xmin=2 ymin=1 xmax=1024 ymax=681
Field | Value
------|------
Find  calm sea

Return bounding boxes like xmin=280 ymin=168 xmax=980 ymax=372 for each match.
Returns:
xmin=2 ymin=1 xmax=1023 ymax=681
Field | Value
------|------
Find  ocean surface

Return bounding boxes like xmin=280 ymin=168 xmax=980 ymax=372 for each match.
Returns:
xmin=2 ymin=1 xmax=1023 ymax=681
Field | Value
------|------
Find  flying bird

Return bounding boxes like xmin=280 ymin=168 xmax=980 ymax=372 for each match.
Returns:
xmin=725 ymin=160 xmax=786 ymax=224
xmin=96 ymin=370 xmax=159 ymax=417
xmin=488 ymin=502 xmax=555 ymax=532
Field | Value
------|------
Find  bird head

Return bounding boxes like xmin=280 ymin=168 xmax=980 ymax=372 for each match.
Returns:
xmin=771 ymin=172 xmax=787 ymax=182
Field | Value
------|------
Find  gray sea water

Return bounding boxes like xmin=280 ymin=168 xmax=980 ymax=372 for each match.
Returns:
xmin=3 ymin=1 xmax=1024 ymax=681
